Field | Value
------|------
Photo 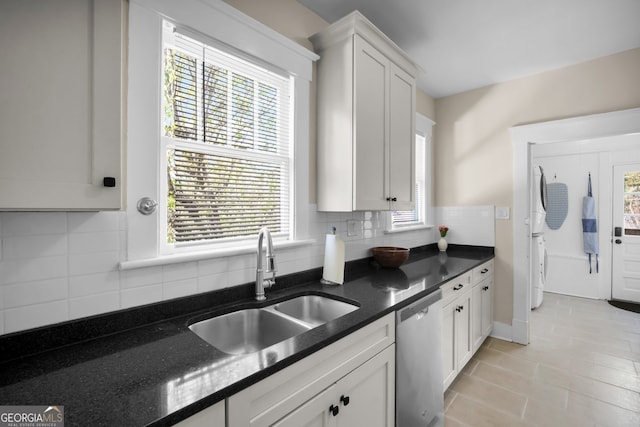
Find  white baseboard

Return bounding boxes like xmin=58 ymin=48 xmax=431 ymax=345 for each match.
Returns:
xmin=490 ymin=321 xmax=513 ymax=342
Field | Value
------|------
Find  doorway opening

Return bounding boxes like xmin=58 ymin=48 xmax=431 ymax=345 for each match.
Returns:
xmin=510 ymin=108 xmax=640 ymax=345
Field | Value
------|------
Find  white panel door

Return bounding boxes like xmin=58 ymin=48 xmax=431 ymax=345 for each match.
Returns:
xmin=273 ymin=385 xmax=335 ymax=427
xmin=0 ymin=0 xmax=123 ymax=210
xmin=612 ymin=164 xmax=640 ymax=302
xmin=388 ymin=62 xmax=415 ymax=211
xmin=353 ymin=35 xmax=388 ymax=211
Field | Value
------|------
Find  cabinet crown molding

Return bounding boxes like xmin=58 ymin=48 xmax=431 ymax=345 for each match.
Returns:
xmin=310 ymin=10 xmax=421 ymax=78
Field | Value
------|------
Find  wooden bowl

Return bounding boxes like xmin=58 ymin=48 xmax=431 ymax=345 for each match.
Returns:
xmin=372 ymin=246 xmax=410 ymax=268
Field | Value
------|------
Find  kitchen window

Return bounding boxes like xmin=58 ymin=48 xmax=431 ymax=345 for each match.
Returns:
xmin=386 ymin=113 xmax=433 ymax=232
xmin=123 ymin=0 xmax=317 ymax=267
xmin=161 ymin=24 xmax=292 ymax=250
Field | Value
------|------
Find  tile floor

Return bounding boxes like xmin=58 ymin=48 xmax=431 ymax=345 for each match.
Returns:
xmin=444 ymin=292 xmax=640 ymax=427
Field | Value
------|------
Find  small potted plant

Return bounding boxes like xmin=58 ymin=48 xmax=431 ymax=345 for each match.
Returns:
xmin=438 ymin=225 xmax=449 ymax=252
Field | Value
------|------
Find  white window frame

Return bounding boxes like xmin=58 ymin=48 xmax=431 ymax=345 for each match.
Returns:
xmin=159 ymin=25 xmax=293 ymax=254
xmin=123 ymin=0 xmax=317 ymax=268
xmin=385 ymin=113 xmax=434 ymax=233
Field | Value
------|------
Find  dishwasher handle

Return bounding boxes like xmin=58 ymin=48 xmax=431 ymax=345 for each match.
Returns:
xmin=397 ymin=289 xmax=442 ymax=323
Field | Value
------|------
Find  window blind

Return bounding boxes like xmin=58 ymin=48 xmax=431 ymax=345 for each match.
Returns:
xmin=163 ymin=22 xmax=291 ymax=245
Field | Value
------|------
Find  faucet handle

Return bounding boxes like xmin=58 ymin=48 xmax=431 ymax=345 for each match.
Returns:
xmin=264 ymin=277 xmax=275 ymax=289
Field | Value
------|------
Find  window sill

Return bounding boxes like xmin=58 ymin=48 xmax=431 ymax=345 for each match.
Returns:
xmin=384 ymin=224 xmax=434 ymax=234
xmin=119 ymin=239 xmax=316 ymax=270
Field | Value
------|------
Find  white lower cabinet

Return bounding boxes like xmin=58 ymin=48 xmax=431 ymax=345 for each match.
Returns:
xmin=471 ymin=260 xmax=494 ymax=352
xmin=173 ymin=401 xmax=224 ymax=427
xmin=227 ymin=313 xmax=395 ymax=427
xmin=441 ymin=273 xmax=473 ymax=389
xmin=273 ymin=346 xmax=395 ymax=427
xmin=441 ymin=260 xmax=494 ymax=389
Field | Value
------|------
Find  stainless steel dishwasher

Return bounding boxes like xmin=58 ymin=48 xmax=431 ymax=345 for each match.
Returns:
xmin=396 ymin=288 xmax=444 ymax=427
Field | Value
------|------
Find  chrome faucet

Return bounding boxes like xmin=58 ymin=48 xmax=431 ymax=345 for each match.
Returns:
xmin=255 ymin=227 xmax=277 ymax=301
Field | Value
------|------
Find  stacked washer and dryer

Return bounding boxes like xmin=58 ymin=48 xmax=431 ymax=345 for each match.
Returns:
xmin=531 ymin=166 xmax=548 ymax=309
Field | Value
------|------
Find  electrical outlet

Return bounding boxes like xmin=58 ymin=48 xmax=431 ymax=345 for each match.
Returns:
xmin=347 ymin=219 xmax=362 ymax=237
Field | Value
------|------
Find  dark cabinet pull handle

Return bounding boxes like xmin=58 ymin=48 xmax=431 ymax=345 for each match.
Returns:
xmin=456 ymin=306 xmax=463 ymax=312
xmin=340 ymin=395 xmax=350 ymax=406
xmin=329 ymin=404 xmax=339 ymax=416
xmin=453 ymin=284 xmax=463 ymax=291
xmin=481 ymin=268 xmax=489 ymax=274
xmin=391 ymin=197 xmax=397 ymax=202
xmin=483 ymin=286 xmax=489 ymax=291
xmin=103 ymin=177 xmax=116 ymax=187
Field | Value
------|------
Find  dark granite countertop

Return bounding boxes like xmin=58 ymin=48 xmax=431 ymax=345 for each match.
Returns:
xmin=0 ymin=244 xmax=493 ymax=426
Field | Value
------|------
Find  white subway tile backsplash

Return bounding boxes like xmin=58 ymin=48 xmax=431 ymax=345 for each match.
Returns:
xmin=4 ymin=300 xmax=68 ymax=334
xmin=228 ymin=253 xmax=255 ymax=272
xmin=163 ymin=278 xmax=198 ymax=300
xmin=121 ymin=265 xmax=163 ymax=289
xmin=435 ymin=206 xmax=495 ymax=246
xmin=3 ymin=278 xmax=68 ymax=308
xmin=69 ymin=272 xmax=120 ymax=298
xmin=1 ymin=212 xmax=67 ymax=236
xmin=2 ymin=202 xmax=481 ymax=336
xmin=68 ymin=251 xmax=119 ymax=276
xmin=197 ymin=257 xmax=229 ymax=276
xmin=227 ymin=268 xmax=255 ymax=287
xmin=162 ymin=262 xmax=197 ymax=283
xmin=15 ymin=255 xmax=68 ymax=283
xmin=69 ymin=292 xmax=119 ymax=319
xmin=68 ymin=231 xmax=120 ymax=254
xmin=197 ymin=272 xmax=228 ymax=293
xmin=2 ymin=234 xmax=68 ymax=260
xmin=121 ymin=284 xmax=163 ymax=309
xmin=67 ymin=211 xmax=121 ymax=233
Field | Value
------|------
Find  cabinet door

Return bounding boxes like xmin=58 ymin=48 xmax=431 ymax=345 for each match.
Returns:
xmin=455 ymin=291 xmax=473 ymax=369
xmin=0 ymin=0 xmax=123 ymax=210
xmin=482 ymin=278 xmax=494 ymax=338
xmin=471 ymin=283 xmax=484 ymax=352
xmin=442 ymin=300 xmax=457 ymax=389
xmin=335 ymin=345 xmax=395 ymax=427
xmin=388 ymin=63 xmax=415 ymax=211
xmin=273 ymin=385 xmax=336 ymax=427
xmin=353 ymin=35 xmax=389 ymax=211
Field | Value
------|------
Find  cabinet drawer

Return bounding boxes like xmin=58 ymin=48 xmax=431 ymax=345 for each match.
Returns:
xmin=472 ymin=260 xmax=494 ymax=285
xmin=440 ymin=271 xmax=472 ymax=305
xmin=227 ymin=313 xmax=395 ymax=427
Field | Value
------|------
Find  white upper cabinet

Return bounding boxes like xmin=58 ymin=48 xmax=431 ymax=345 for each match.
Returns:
xmin=0 ymin=0 xmax=125 ymax=210
xmin=312 ymin=11 xmax=418 ymax=212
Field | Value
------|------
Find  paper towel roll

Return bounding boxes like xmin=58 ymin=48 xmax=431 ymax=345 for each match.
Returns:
xmin=322 ymin=234 xmax=345 ymax=285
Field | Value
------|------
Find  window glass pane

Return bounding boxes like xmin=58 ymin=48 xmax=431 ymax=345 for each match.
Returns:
xmin=164 ymin=49 xmax=199 ymax=140
xmin=392 ymin=133 xmax=425 ymax=225
xmin=162 ymin=23 xmax=291 ymax=247
xmin=168 ymin=149 xmax=285 ymax=243
xmin=624 ymin=171 xmax=640 ymax=236
xmin=203 ymin=64 xmax=228 ymax=144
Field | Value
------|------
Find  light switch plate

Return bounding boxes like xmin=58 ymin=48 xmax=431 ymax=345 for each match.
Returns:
xmin=496 ymin=206 xmax=510 ymax=220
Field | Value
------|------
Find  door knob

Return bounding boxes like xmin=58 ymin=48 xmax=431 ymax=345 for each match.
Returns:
xmin=329 ymin=405 xmax=339 ymax=416
xmin=615 ymin=239 xmax=622 ymax=244
xmin=340 ymin=395 xmax=350 ymax=406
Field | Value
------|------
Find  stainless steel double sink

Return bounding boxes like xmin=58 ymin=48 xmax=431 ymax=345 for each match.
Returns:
xmin=188 ymin=295 xmax=359 ymax=355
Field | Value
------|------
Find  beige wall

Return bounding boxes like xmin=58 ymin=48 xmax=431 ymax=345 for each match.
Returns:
xmin=224 ymin=0 xmax=436 ymax=203
xmin=219 ymin=1 xmax=640 ymax=328
xmin=434 ymin=48 xmax=640 ymax=325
